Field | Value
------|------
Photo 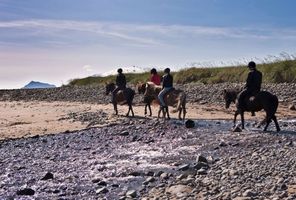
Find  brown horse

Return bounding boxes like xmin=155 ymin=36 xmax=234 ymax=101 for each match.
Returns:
xmin=137 ymin=82 xmax=154 ymax=116
xmin=223 ymin=89 xmax=280 ymax=132
xmin=105 ymin=83 xmax=135 ymax=117
xmin=144 ymin=82 xmax=186 ymax=120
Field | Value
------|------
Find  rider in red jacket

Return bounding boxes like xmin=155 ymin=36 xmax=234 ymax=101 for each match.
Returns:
xmin=150 ymin=68 xmax=161 ymax=85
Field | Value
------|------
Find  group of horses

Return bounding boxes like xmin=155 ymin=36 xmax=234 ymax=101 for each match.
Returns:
xmin=105 ymin=82 xmax=281 ymax=132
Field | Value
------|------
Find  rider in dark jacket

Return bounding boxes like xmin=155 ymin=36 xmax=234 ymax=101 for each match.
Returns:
xmin=158 ymin=68 xmax=173 ymax=108
xmin=237 ymin=61 xmax=262 ymax=115
xmin=112 ymin=68 xmax=126 ymax=103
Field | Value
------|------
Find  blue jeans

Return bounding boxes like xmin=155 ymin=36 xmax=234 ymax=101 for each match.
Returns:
xmin=158 ymin=87 xmax=172 ymax=107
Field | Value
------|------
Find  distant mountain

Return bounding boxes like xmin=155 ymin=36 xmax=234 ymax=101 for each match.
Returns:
xmin=23 ymin=81 xmax=56 ymax=89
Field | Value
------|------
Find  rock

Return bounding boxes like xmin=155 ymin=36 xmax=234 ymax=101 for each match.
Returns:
xmin=178 ymin=164 xmax=190 ymax=171
xmin=193 ymin=162 xmax=208 ymax=170
xmin=154 ymin=171 xmax=164 ymax=177
xmin=17 ymin=188 xmax=35 ymax=196
xmin=289 ymin=104 xmax=296 ymax=110
xmin=219 ymin=141 xmax=228 ymax=147
xmin=197 ymin=168 xmax=207 ymax=175
xmin=41 ymin=172 xmax=54 ymax=180
xmin=233 ymin=197 xmax=252 ymax=200
xmin=119 ymin=131 xmax=129 ymax=136
xmin=126 ymin=190 xmax=137 ymax=198
xmin=185 ymin=119 xmax=195 ymax=128
xmin=288 ymin=185 xmax=296 ymax=195
xmin=242 ymin=189 xmax=256 ymax=197
xmin=160 ymin=172 xmax=169 ymax=180
xmin=143 ymin=177 xmax=155 ymax=185
xmin=165 ymin=185 xmax=193 ymax=198
xmin=233 ymin=125 xmax=242 ymax=132
xmin=146 ymin=171 xmax=154 ymax=176
xmin=97 ymin=181 xmax=107 ymax=186
xmin=196 ymin=155 xmax=208 ymax=163
xmin=92 ymin=177 xmax=101 ymax=183
xmin=96 ymin=187 xmax=108 ymax=194
xmin=129 ymin=171 xmax=142 ymax=176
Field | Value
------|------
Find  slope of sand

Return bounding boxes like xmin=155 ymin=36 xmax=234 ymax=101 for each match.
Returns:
xmin=0 ymin=101 xmax=294 ymax=140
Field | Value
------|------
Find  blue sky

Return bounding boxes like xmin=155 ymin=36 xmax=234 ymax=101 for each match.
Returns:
xmin=0 ymin=0 xmax=296 ymax=88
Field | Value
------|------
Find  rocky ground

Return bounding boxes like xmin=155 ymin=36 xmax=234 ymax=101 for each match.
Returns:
xmin=1 ymin=83 xmax=296 ymax=199
xmin=1 ymin=117 xmax=296 ymax=199
xmin=1 ymin=83 xmax=296 ymax=105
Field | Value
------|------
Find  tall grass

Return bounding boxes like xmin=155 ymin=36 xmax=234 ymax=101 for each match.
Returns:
xmin=68 ymin=57 xmax=296 ymax=86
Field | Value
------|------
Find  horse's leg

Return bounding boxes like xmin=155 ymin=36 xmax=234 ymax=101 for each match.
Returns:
xmin=272 ymin=115 xmax=281 ymax=132
xmin=182 ymin=106 xmax=186 ymax=120
xmin=241 ymin=112 xmax=245 ymax=129
xmin=148 ymin=103 xmax=152 ymax=117
xmin=113 ymin=103 xmax=118 ymax=115
xmin=263 ymin=117 xmax=272 ymax=131
xmin=126 ymin=104 xmax=130 ymax=117
xmin=130 ymin=104 xmax=135 ymax=117
xmin=144 ymin=104 xmax=147 ymax=115
xmin=178 ymin=107 xmax=182 ymax=120
xmin=162 ymin=107 xmax=166 ymax=119
xmin=166 ymin=107 xmax=170 ymax=120
xmin=233 ymin=110 xmax=239 ymax=127
xmin=158 ymin=107 xmax=161 ymax=119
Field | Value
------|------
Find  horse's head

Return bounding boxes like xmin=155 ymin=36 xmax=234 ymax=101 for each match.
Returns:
xmin=223 ymin=89 xmax=238 ymax=109
xmin=137 ymin=83 xmax=146 ymax=94
xmin=105 ymin=83 xmax=115 ymax=95
xmin=144 ymin=82 xmax=155 ymax=96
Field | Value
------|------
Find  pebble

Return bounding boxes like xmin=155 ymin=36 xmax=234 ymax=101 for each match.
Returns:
xmin=16 ymin=188 xmax=35 ymax=196
xmin=96 ymin=187 xmax=108 ymax=194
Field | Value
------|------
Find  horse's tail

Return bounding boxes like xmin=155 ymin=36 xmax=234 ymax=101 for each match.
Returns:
xmin=174 ymin=91 xmax=186 ymax=112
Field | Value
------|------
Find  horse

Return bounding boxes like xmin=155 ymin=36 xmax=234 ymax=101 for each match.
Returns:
xmin=223 ymin=89 xmax=280 ymax=132
xmin=105 ymin=83 xmax=135 ymax=117
xmin=137 ymin=82 xmax=154 ymax=116
xmin=144 ymin=82 xmax=187 ymax=120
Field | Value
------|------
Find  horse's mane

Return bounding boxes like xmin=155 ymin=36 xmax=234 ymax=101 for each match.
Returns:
xmin=146 ymin=82 xmax=162 ymax=89
xmin=145 ymin=82 xmax=162 ymax=96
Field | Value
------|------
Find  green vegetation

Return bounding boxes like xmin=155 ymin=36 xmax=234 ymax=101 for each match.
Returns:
xmin=68 ymin=59 xmax=296 ymax=86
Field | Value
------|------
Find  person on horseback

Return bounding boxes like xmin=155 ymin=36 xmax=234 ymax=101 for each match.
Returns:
xmin=237 ymin=61 xmax=262 ymax=116
xmin=112 ymin=68 xmax=127 ymax=103
xmin=150 ymin=68 xmax=161 ymax=85
xmin=158 ymin=68 xmax=173 ymax=109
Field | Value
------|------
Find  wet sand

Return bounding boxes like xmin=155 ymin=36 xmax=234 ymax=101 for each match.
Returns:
xmin=0 ymin=101 xmax=294 ymax=140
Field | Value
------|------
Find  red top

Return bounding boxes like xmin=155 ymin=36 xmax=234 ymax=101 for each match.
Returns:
xmin=150 ymin=74 xmax=161 ymax=85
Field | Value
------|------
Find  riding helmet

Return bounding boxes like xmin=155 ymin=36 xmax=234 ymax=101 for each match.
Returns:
xmin=248 ymin=61 xmax=256 ymax=69
xmin=117 ymin=68 xmax=123 ymax=73
xmin=164 ymin=68 xmax=170 ymax=73
xmin=150 ymin=68 xmax=157 ymax=74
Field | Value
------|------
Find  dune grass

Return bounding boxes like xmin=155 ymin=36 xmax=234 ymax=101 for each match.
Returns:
xmin=68 ymin=58 xmax=296 ymax=86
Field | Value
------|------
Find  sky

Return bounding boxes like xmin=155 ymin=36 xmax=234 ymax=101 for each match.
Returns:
xmin=1 ymin=0 xmax=296 ymax=89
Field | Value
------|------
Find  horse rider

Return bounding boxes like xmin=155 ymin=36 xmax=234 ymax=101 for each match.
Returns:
xmin=237 ymin=61 xmax=262 ymax=116
xmin=158 ymin=68 xmax=173 ymax=109
xmin=150 ymin=68 xmax=161 ymax=85
xmin=112 ymin=68 xmax=127 ymax=103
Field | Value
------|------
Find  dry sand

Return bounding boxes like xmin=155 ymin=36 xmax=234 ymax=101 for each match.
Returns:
xmin=0 ymin=101 xmax=294 ymax=140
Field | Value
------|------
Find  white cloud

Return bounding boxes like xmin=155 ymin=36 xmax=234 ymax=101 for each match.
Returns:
xmin=82 ymin=65 xmax=93 ymax=72
xmin=1 ymin=19 xmax=296 ymax=49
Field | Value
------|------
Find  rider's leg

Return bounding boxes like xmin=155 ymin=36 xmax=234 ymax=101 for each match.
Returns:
xmin=112 ymin=87 xmax=120 ymax=103
xmin=158 ymin=88 xmax=168 ymax=107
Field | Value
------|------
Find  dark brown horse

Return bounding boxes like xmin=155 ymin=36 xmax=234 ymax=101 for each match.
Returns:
xmin=105 ymin=83 xmax=135 ymax=117
xmin=223 ymin=89 xmax=280 ymax=132
xmin=137 ymin=82 xmax=154 ymax=116
xmin=144 ymin=82 xmax=186 ymax=120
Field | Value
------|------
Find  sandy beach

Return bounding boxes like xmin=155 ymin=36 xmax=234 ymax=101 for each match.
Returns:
xmin=0 ymin=100 xmax=294 ymax=140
